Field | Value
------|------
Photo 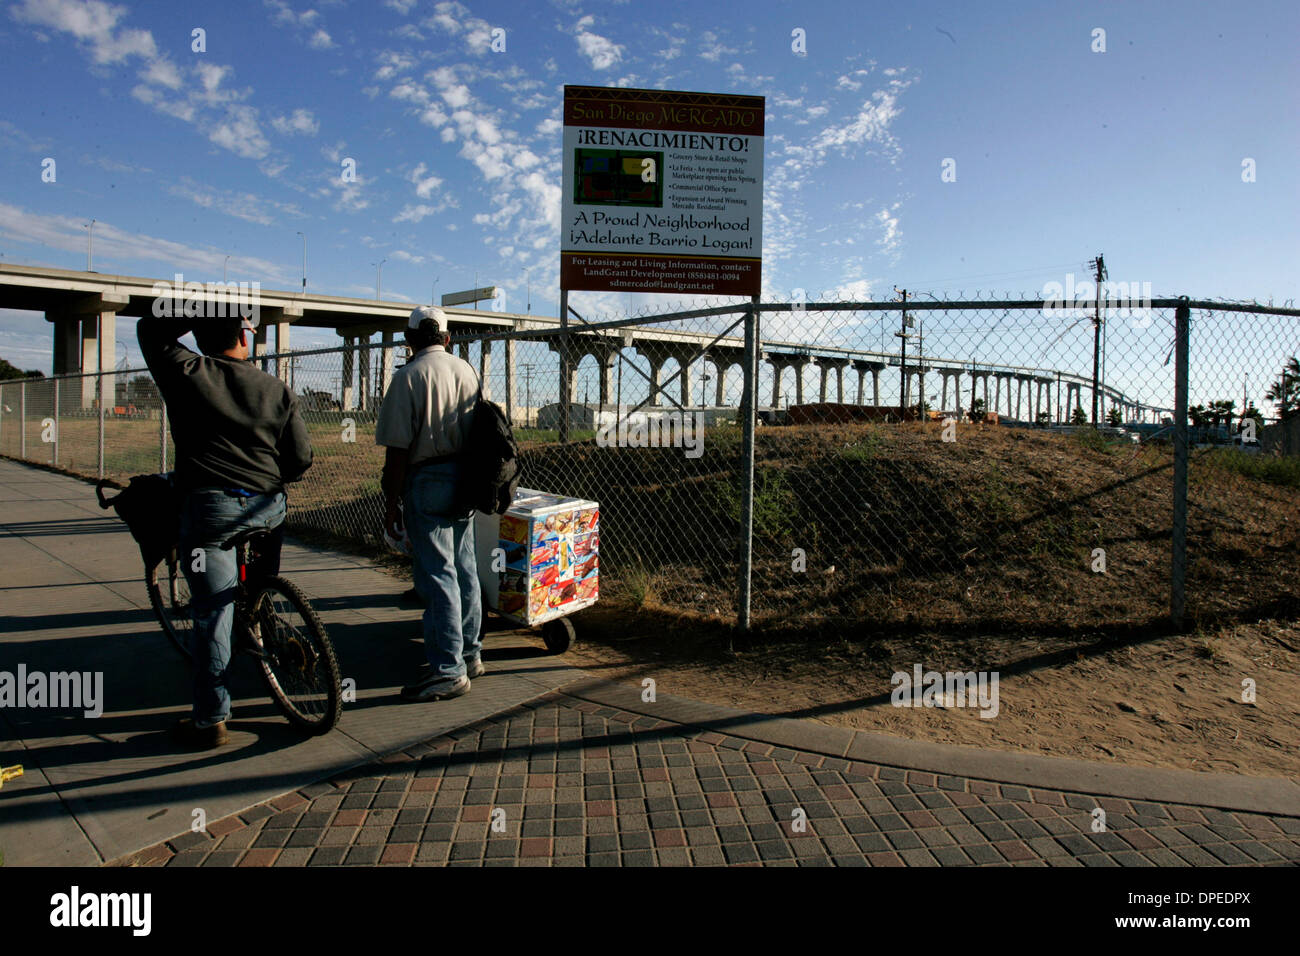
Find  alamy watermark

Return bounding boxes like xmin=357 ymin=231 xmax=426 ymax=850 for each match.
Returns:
xmin=0 ymin=664 xmax=102 ymax=718
xmin=891 ymin=663 xmax=999 ymax=719
xmin=595 ymin=410 xmax=704 ymax=458
xmin=151 ymin=272 xmax=261 ymax=323
xmin=1041 ymin=273 xmax=1152 ymax=320
xmin=50 ymin=886 xmax=150 ymax=936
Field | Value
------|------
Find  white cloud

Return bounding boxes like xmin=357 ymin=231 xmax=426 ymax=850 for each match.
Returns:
xmin=375 ymin=50 xmax=417 ymax=81
xmin=574 ymin=16 xmax=623 ymax=70
xmin=167 ymin=178 xmax=306 ymax=225
xmin=10 ymin=0 xmax=158 ymax=63
xmin=807 ymin=78 xmax=913 ymax=159
xmin=426 ymin=0 xmax=495 ymax=55
xmin=208 ymin=106 xmax=271 ymax=160
xmin=697 ymin=30 xmax=735 ymax=63
xmin=271 ymin=108 xmax=320 ymax=136
xmin=875 ymin=205 xmax=901 ymax=257
xmin=393 ymin=203 xmax=446 ymax=223
xmin=264 ymin=0 xmax=337 ymax=50
xmin=409 ymin=162 xmax=443 ymax=198
xmin=141 ymin=57 xmax=183 ymax=89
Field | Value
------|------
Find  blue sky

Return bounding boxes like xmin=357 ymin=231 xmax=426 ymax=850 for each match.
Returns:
xmin=0 ymin=0 xmax=1296 ymax=377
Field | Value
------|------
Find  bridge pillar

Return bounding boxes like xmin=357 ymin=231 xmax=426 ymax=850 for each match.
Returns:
xmin=968 ymin=370 xmax=990 ymax=415
xmin=358 ymin=334 xmax=372 ymax=412
xmin=715 ymin=360 xmax=727 ymax=407
xmin=78 ymin=313 xmax=116 ymax=411
xmin=994 ymin=373 xmax=1013 ymax=417
xmin=769 ymin=357 xmax=786 ymax=408
xmin=502 ymin=332 xmax=515 ymax=425
xmin=380 ymin=330 xmax=395 ymax=400
xmin=631 ymin=343 xmax=662 ymax=407
xmin=851 ymin=360 xmax=885 ymax=406
xmin=579 ymin=337 xmax=620 ymax=407
xmin=816 ymin=357 xmax=850 ymax=403
xmin=341 ymin=337 xmax=355 ymax=411
xmin=276 ymin=316 xmax=291 ymax=384
xmin=253 ymin=325 xmax=270 ymax=376
xmin=479 ymin=338 xmax=492 ymax=401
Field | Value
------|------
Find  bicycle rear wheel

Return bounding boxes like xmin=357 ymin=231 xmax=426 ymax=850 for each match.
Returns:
xmin=247 ymin=576 xmax=340 ymax=734
xmin=147 ymin=551 xmax=194 ymax=659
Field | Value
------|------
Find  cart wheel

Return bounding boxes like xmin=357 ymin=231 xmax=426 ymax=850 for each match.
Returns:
xmin=541 ymin=617 xmax=575 ymax=654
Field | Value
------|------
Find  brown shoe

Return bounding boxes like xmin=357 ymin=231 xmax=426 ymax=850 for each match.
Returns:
xmin=172 ymin=718 xmax=230 ymax=750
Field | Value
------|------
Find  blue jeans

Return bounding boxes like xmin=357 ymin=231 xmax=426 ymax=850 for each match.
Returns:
xmin=405 ymin=463 xmax=482 ymax=679
xmin=179 ymin=489 xmax=287 ymax=725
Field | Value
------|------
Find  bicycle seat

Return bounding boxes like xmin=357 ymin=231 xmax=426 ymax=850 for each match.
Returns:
xmin=221 ymin=528 xmax=277 ymax=551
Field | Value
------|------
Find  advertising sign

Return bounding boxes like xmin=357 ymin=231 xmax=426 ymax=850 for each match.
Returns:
xmin=561 ymin=85 xmax=764 ymax=297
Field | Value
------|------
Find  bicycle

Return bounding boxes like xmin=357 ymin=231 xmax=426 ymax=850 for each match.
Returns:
xmin=99 ymin=478 xmax=342 ymax=736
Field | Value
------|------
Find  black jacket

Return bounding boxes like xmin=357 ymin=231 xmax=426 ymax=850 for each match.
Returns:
xmin=137 ymin=318 xmax=313 ymax=494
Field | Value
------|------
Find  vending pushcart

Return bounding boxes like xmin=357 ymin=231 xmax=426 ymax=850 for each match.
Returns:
xmin=474 ymin=488 xmax=599 ymax=653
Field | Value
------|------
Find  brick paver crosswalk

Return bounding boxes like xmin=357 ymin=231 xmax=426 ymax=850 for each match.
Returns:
xmin=115 ymin=692 xmax=1300 ymax=867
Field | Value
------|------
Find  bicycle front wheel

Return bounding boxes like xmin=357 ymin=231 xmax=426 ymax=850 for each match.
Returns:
xmin=247 ymin=576 xmax=341 ymax=734
xmin=147 ymin=551 xmax=194 ymax=659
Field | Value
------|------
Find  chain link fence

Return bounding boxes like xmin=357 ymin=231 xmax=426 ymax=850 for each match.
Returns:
xmin=1 ymin=295 xmax=1296 ymax=636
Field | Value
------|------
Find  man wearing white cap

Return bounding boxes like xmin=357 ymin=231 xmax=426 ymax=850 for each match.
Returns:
xmin=375 ymin=305 xmax=484 ymax=701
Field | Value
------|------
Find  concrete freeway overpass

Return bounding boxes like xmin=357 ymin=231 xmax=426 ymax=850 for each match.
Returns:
xmin=0 ymin=263 xmax=1164 ymax=423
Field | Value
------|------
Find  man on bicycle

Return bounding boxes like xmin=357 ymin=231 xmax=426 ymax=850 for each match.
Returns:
xmin=138 ymin=315 xmax=313 ymax=748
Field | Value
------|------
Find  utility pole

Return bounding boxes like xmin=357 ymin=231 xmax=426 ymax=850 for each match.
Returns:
xmin=893 ymin=288 xmax=913 ymax=417
xmin=521 ymin=363 xmax=535 ymax=428
xmin=1089 ymin=253 xmax=1106 ymax=426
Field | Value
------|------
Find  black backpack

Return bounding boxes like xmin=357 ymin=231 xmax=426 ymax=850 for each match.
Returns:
xmin=457 ymin=390 xmax=522 ymax=515
xmin=97 ymin=473 xmax=181 ymax=567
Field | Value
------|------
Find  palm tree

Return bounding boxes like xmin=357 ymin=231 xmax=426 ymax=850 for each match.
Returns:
xmin=1265 ymin=357 xmax=1299 ymax=419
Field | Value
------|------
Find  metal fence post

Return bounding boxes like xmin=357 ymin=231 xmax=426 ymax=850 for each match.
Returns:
xmin=97 ymin=369 xmax=106 ymax=479
xmin=160 ymin=399 xmax=168 ymax=473
xmin=1171 ymin=298 xmax=1190 ymax=629
xmin=736 ymin=296 xmax=759 ymax=635
xmin=20 ymin=380 xmax=26 ymax=459
xmin=52 ymin=377 xmax=59 ymax=466
xmin=559 ymin=289 xmax=570 ymax=444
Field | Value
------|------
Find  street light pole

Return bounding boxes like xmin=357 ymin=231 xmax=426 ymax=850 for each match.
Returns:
xmin=374 ymin=258 xmax=386 ymax=300
xmin=85 ymin=219 xmax=96 ymax=271
xmin=297 ymin=232 xmax=306 ymax=292
xmin=224 ymin=254 xmax=230 ymax=283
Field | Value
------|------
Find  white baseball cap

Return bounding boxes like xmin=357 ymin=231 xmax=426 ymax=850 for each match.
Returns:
xmin=408 ymin=305 xmax=447 ymax=329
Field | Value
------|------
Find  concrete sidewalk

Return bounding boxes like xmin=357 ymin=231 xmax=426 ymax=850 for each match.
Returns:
xmin=2 ymin=457 xmax=1298 ymax=868
xmin=0 ymin=458 xmax=582 ymax=865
